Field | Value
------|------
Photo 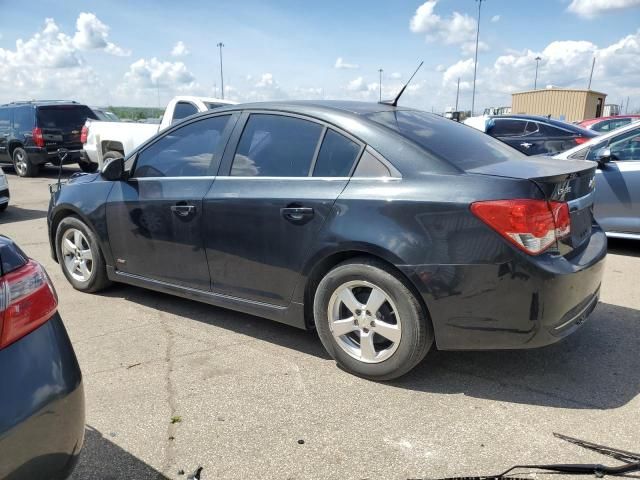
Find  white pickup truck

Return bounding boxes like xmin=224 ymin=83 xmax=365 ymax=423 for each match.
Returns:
xmin=81 ymin=96 xmax=236 ymax=167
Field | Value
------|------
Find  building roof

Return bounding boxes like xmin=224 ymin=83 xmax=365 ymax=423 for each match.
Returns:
xmin=512 ymin=88 xmax=607 ymax=96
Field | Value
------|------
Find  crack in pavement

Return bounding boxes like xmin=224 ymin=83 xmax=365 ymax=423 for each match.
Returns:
xmin=160 ymin=312 xmax=179 ymax=479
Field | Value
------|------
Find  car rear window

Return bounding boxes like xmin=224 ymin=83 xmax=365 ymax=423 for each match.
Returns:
xmin=36 ymin=105 xmax=97 ymax=129
xmin=367 ymin=110 xmax=522 ymax=170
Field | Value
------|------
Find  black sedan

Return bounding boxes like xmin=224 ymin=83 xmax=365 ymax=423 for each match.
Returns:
xmin=47 ymin=101 xmax=606 ymax=380
xmin=0 ymin=236 xmax=84 ymax=479
xmin=484 ymin=114 xmax=598 ymax=155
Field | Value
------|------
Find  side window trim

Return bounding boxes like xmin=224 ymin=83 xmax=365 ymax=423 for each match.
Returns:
xmin=129 ymin=112 xmax=238 ymax=178
xmin=307 ymin=126 xmax=328 ymax=176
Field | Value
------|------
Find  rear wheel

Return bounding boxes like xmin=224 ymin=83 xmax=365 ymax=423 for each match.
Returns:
xmin=55 ymin=216 xmax=111 ymax=292
xmin=12 ymin=147 xmax=40 ymax=177
xmin=314 ymin=258 xmax=433 ymax=380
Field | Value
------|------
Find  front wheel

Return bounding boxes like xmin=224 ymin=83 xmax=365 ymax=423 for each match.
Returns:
xmin=55 ymin=216 xmax=111 ymax=292
xmin=13 ymin=147 xmax=40 ymax=177
xmin=314 ymin=258 xmax=433 ymax=380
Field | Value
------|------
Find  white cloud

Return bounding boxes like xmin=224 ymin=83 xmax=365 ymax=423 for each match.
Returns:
xmin=568 ymin=0 xmax=640 ymax=18
xmin=442 ymin=58 xmax=476 ymax=91
xmin=123 ymin=57 xmax=196 ymax=88
xmin=410 ymin=0 xmax=481 ymax=53
xmin=390 ymin=72 xmax=402 ymax=79
xmin=72 ymin=12 xmax=130 ymax=56
xmin=255 ymin=73 xmax=274 ymax=87
xmin=346 ymin=76 xmax=367 ymax=92
xmin=334 ymin=57 xmax=359 ymax=69
xmin=461 ymin=40 xmax=489 ymax=55
xmin=171 ymin=41 xmax=189 ymax=57
xmin=490 ymin=14 xmax=501 ymax=22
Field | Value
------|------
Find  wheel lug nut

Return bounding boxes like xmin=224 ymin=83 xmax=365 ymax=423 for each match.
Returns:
xmin=366 ymin=311 xmax=371 ymax=316
xmin=355 ymin=309 xmax=362 ymax=316
xmin=370 ymin=321 xmax=375 ymax=327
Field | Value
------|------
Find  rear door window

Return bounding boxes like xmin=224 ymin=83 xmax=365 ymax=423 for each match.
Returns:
xmin=36 ymin=105 xmax=97 ymax=130
xmin=231 ymin=114 xmax=323 ymax=177
xmin=0 ymin=108 xmax=10 ymax=131
xmin=489 ymin=119 xmax=527 ymax=136
xmin=539 ymin=123 xmax=572 ymax=137
xmin=12 ymin=106 xmax=33 ymax=133
xmin=312 ymin=130 xmax=361 ymax=177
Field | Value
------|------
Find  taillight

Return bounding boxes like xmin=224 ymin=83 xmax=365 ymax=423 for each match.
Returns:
xmin=0 ymin=260 xmax=58 ymax=349
xmin=80 ymin=125 xmax=88 ymax=144
xmin=575 ymin=137 xmax=589 ymax=145
xmin=32 ymin=127 xmax=45 ymax=148
xmin=471 ymin=199 xmax=571 ymax=255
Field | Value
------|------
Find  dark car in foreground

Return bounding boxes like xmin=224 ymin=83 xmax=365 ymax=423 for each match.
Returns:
xmin=484 ymin=114 xmax=598 ymax=155
xmin=48 ymin=101 xmax=606 ymax=380
xmin=0 ymin=100 xmax=98 ymax=177
xmin=0 ymin=236 xmax=84 ymax=479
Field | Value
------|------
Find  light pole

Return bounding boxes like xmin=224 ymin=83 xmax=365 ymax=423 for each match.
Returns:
xmin=471 ymin=0 xmax=484 ymax=116
xmin=378 ymin=68 xmax=383 ymax=102
xmin=217 ymin=42 xmax=225 ymax=99
xmin=534 ymin=56 xmax=541 ymax=90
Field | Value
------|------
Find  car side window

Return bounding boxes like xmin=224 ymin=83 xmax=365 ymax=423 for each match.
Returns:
xmin=312 ymin=130 xmax=361 ymax=177
xmin=524 ymin=121 xmax=539 ymax=136
xmin=172 ymin=102 xmax=199 ymax=123
xmin=12 ymin=106 xmax=33 ymax=133
xmin=134 ymin=116 xmax=230 ymax=178
xmin=489 ymin=119 xmax=526 ymax=136
xmin=539 ymin=123 xmax=570 ymax=137
xmin=592 ymin=120 xmax=611 ymax=132
xmin=231 ymin=114 xmax=323 ymax=177
xmin=0 ymin=108 xmax=10 ymax=131
xmin=353 ymin=150 xmax=392 ymax=177
xmin=607 ymin=128 xmax=640 ymax=161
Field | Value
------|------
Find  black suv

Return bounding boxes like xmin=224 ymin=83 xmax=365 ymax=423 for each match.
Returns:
xmin=0 ymin=101 xmax=98 ymax=177
xmin=485 ymin=115 xmax=598 ymax=156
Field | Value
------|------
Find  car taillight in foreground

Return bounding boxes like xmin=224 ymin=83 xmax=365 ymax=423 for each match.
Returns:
xmin=32 ymin=127 xmax=45 ymax=148
xmin=80 ymin=125 xmax=88 ymax=144
xmin=0 ymin=260 xmax=58 ymax=349
xmin=471 ymin=199 xmax=570 ymax=255
xmin=574 ymin=137 xmax=590 ymax=145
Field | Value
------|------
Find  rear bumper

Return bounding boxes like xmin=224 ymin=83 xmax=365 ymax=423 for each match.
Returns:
xmin=26 ymin=148 xmax=85 ymax=166
xmin=402 ymin=225 xmax=607 ymax=350
xmin=0 ymin=187 xmax=9 ymax=206
xmin=0 ymin=313 xmax=84 ymax=480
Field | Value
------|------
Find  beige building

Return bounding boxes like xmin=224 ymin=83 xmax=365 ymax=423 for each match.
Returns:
xmin=511 ymin=88 xmax=607 ymax=122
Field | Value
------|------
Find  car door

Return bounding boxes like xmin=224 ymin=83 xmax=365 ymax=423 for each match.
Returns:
xmin=105 ymin=113 xmax=237 ymax=290
xmin=588 ymin=126 xmax=640 ymax=234
xmin=203 ymin=112 xmax=364 ymax=306
xmin=487 ymin=118 xmax=531 ymax=154
xmin=0 ymin=108 xmax=11 ymax=163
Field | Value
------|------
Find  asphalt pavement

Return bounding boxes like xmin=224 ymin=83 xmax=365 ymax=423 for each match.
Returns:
xmin=1 ymin=165 xmax=638 ymax=479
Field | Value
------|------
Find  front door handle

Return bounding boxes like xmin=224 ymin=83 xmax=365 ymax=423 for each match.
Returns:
xmin=281 ymin=206 xmax=314 ymax=223
xmin=520 ymin=142 xmax=532 ymax=149
xmin=171 ymin=204 xmax=196 ymax=217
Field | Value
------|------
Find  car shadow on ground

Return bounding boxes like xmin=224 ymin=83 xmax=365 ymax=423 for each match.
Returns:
xmin=0 ymin=205 xmax=48 ymax=223
xmin=607 ymin=237 xmax=640 ymax=257
xmin=3 ymin=164 xmax=80 ymax=180
xmin=104 ymin=284 xmax=639 ymax=410
xmin=70 ymin=426 xmax=170 ymax=479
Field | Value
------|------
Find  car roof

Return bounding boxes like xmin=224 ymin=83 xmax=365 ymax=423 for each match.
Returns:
xmin=489 ymin=114 xmax=595 ymax=134
xmin=579 ymin=115 xmax=640 ymax=125
xmin=210 ymin=100 xmax=415 ymax=117
xmin=554 ymin=118 xmax=640 ymax=159
xmin=0 ymin=100 xmax=86 ymax=108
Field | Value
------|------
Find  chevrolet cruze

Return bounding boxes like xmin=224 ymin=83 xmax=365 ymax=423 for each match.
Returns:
xmin=47 ymin=101 xmax=606 ymax=380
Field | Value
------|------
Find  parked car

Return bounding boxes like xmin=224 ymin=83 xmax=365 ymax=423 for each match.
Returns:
xmin=90 ymin=107 xmax=120 ymax=122
xmin=577 ymin=115 xmax=640 ymax=134
xmin=0 ymin=167 xmax=9 ymax=211
xmin=554 ymin=121 xmax=640 ymax=239
xmin=465 ymin=114 xmax=598 ymax=155
xmin=81 ymin=96 xmax=237 ymax=168
xmin=48 ymin=101 xmax=606 ymax=380
xmin=0 ymin=236 xmax=84 ymax=479
xmin=0 ymin=101 xmax=99 ymax=177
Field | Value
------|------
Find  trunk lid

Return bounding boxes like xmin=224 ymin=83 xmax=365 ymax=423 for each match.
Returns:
xmin=467 ymin=156 xmax=597 ymax=252
xmin=36 ymin=105 xmax=97 ymax=153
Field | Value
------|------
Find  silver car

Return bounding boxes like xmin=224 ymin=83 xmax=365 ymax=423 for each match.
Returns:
xmin=0 ymin=167 xmax=9 ymax=212
xmin=554 ymin=122 xmax=640 ymax=239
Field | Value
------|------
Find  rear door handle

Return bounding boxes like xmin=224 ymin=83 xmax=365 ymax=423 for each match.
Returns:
xmin=281 ymin=206 xmax=314 ymax=223
xmin=171 ymin=204 xmax=196 ymax=217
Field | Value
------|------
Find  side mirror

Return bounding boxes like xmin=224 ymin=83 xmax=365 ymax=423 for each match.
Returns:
xmin=594 ymin=147 xmax=611 ymax=167
xmin=101 ymin=156 xmax=124 ymax=181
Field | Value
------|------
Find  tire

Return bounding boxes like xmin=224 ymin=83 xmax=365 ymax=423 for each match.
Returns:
xmin=314 ymin=257 xmax=433 ymax=380
xmin=55 ymin=216 xmax=111 ymax=293
xmin=12 ymin=147 xmax=40 ymax=177
xmin=102 ymin=151 xmax=123 ymax=162
xmin=78 ymin=161 xmax=98 ymax=173
xmin=0 ymin=203 xmax=7 ymax=212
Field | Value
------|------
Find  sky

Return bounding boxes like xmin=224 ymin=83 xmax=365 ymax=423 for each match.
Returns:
xmin=1 ymin=0 xmax=639 ymax=113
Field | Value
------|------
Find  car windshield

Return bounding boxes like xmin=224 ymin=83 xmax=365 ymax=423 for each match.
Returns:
xmin=367 ymin=110 xmax=522 ymax=170
xmin=37 ymin=105 xmax=97 ymax=129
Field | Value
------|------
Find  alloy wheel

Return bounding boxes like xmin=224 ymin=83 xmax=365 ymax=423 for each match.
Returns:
xmin=61 ymin=228 xmax=94 ymax=282
xmin=327 ymin=280 xmax=401 ymax=363
xmin=14 ymin=151 xmax=27 ymax=176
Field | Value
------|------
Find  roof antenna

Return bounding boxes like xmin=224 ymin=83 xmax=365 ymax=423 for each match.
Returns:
xmin=380 ymin=61 xmax=424 ymax=107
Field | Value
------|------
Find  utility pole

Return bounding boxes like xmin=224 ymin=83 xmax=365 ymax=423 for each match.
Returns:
xmin=471 ymin=0 xmax=484 ymax=116
xmin=625 ymin=96 xmax=630 ymax=114
xmin=378 ymin=68 xmax=383 ymax=102
xmin=455 ymin=77 xmax=460 ymax=111
xmin=217 ymin=42 xmax=225 ymax=99
xmin=534 ymin=56 xmax=541 ymax=90
xmin=587 ymin=56 xmax=596 ymax=90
